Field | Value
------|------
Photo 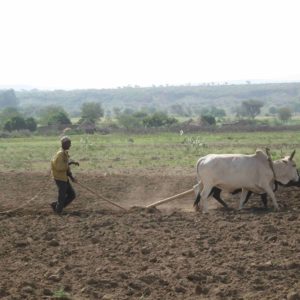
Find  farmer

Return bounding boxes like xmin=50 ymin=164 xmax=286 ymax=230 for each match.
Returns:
xmin=50 ymin=136 xmax=79 ymax=214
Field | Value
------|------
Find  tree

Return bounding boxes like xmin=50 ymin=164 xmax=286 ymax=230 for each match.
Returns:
xmin=200 ymin=107 xmax=210 ymax=115
xmin=38 ymin=106 xmax=71 ymax=126
xmin=0 ymin=89 xmax=19 ymax=109
xmin=0 ymin=107 xmax=21 ymax=127
xmin=240 ymin=100 xmax=264 ymax=118
xmin=142 ymin=112 xmax=178 ymax=128
xmin=4 ymin=116 xmax=38 ymax=132
xmin=25 ymin=117 xmax=37 ymax=131
xmin=0 ymin=107 xmax=24 ymax=130
xmin=117 ymin=111 xmax=149 ymax=129
xmin=269 ymin=106 xmax=277 ymax=115
xmin=277 ymin=107 xmax=292 ymax=122
xmin=117 ymin=114 xmax=143 ymax=129
xmin=4 ymin=116 xmax=26 ymax=131
xmin=200 ymin=114 xmax=216 ymax=126
xmin=80 ymin=102 xmax=104 ymax=124
xmin=47 ymin=111 xmax=71 ymax=126
xmin=22 ymin=104 xmax=42 ymax=118
xmin=210 ymin=106 xmax=226 ymax=118
xmin=170 ymin=104 xmax=188 ymax=117
xmin=113 ymin=107 xmax=122 ymax=117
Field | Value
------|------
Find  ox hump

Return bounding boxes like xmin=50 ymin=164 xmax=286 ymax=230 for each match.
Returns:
xmin=254 ymin=149 xmax=268 ymax=160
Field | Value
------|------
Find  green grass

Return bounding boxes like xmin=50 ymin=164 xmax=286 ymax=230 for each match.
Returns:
xmin=52 ymin=287 xmax=70 ymax=299
xmin=0 ymin=131 xmax=299 ymax=172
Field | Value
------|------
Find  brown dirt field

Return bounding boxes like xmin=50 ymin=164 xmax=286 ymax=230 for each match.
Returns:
xmin=0 ymin=170 xmax=299 ymax=300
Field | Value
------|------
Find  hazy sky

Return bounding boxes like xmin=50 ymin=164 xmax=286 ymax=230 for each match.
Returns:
xmin=1 ymin=0 xmax=300 ymax=89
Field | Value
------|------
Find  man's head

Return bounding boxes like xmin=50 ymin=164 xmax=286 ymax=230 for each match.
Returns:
xmin=61 ymin=136 xmax=71 ymax=150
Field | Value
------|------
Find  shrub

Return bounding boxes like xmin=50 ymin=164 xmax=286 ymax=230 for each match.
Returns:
xmin=142 ymin=112 xmax=178 ymax=128
xmin=200 ymin=114 xmax=216 ymax=126
xmin=3 ymin=116 xmax=38 ymax=132
xmin=80 ymin=102 xmax=104 ymax=124
xmin=277 ymin=107 xmax=292 ymax=122
xmin=25 ymin=117 xmax=37 ymax=131
xmin=4 ymin=116 xmax=27 ymax=131
xmin=47 ymin=112 xmax=71 ymax=126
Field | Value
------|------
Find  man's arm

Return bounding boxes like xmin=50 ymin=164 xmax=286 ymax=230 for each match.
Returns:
xmin=68 ymin=160 xmax=80 ymax=166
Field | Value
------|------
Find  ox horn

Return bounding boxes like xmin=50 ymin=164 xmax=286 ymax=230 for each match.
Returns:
xmin=289 ymin=150 xmax=296 ymax=160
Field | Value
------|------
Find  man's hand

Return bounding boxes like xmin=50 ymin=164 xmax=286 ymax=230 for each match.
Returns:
xmin=71 ymin=177 xmax=78 ymax=183
xmin=69 ymin=161 xmax=80 ymax=167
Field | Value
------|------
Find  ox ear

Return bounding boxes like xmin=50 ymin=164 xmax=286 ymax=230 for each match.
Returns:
xmin=289 ymin=150 xmax=296 ymax=161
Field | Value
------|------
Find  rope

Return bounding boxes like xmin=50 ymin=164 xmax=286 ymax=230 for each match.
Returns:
xmin=266 ymin=147 xmax=277 ymax=181
xmin=0 ymin=174 xmax=52 ymax=215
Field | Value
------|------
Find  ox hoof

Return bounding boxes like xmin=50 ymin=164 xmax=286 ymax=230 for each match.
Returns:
xmin=223 ymin=207 xmax=233 ymax=212
xmin=193 ymin=205 xmax=200 ymax=212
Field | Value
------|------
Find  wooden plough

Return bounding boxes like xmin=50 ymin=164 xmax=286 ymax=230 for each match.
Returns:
xmin=78 ymin=181 xmax=195 ymax=211
xmin=146 ymin=188 xmax=194 ymax=208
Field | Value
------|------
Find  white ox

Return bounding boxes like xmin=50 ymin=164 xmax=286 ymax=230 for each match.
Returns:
xmin=194 ymin=150 xmax=298 ymax=213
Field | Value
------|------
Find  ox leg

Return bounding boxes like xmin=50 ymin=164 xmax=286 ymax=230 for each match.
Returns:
xmin=194 ymin=187 xmax=216 ymax=211
xmin=264 ymin=187 xmax=279 ymax=211
xmin=212 ymin=188 xmax=229 ymax=208
xmin=261 ymin=193 xmax=268 ymax=209
xmin=239 ymin=189 xmax=249 ymax=210
xmin=241 ymin=191 xmax=253 ymax=206
xmin=193 ymin=187 xmax=230 ymax=209
xmin=200 ymin=186 xmax=213 ymax=213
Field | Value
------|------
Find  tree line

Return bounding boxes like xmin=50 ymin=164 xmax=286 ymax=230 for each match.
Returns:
xmin=0 ymin=82 xmax=297 ymax=116
xmin=0 ymin=86 xmax=296 ymax=132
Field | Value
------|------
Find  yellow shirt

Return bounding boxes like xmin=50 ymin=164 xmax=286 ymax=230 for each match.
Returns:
xmin=51 ymin=149 xmax=70 ymax=182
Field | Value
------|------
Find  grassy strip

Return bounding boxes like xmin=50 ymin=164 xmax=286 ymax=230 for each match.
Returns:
xmin=0 ymin=131 xmax=299 ymax=172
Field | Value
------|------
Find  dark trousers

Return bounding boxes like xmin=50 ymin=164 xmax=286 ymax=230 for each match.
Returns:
xmin=54 ymin=180 xmax=76 ymax=213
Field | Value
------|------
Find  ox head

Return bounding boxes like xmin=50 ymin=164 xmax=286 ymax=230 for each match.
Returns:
xmin=275 ymin=150 xmax=299 ymax=184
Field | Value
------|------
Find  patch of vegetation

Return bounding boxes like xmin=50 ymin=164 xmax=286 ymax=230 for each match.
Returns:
xmin=0 ymin=131 xmax=299 ymax=172
xmin=52 ymin=287 xmax=71 ymax=299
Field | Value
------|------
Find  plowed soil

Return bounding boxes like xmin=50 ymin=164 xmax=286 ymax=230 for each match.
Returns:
xmin=0 ymin=170 xmax=299 ymax=300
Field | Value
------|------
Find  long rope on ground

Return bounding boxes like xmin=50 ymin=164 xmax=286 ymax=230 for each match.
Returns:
xmin=76 ymin=181 xmax=127 ymax=211
xmin=0 ymin=177 xmax=52 ymax=215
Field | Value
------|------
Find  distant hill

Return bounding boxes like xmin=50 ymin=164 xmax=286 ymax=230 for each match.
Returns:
xmin=6 ymin=82 xmax=300 ymax=116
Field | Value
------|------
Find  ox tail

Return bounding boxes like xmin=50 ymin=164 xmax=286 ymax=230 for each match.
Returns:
xmin=195 ymin=158 xmax=202 ymax=183
xmin=194 ymin=158 xmax=218 ymax=210
xmin=193 ymin=159 xmax=202 ymax=210
xmin=193 ymin=192 xmax=201 ymax=210
xmin=193 ymin=183 xmax=216 ymax=210
xmin=193 ymin=183 xmax=201 ymax=210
